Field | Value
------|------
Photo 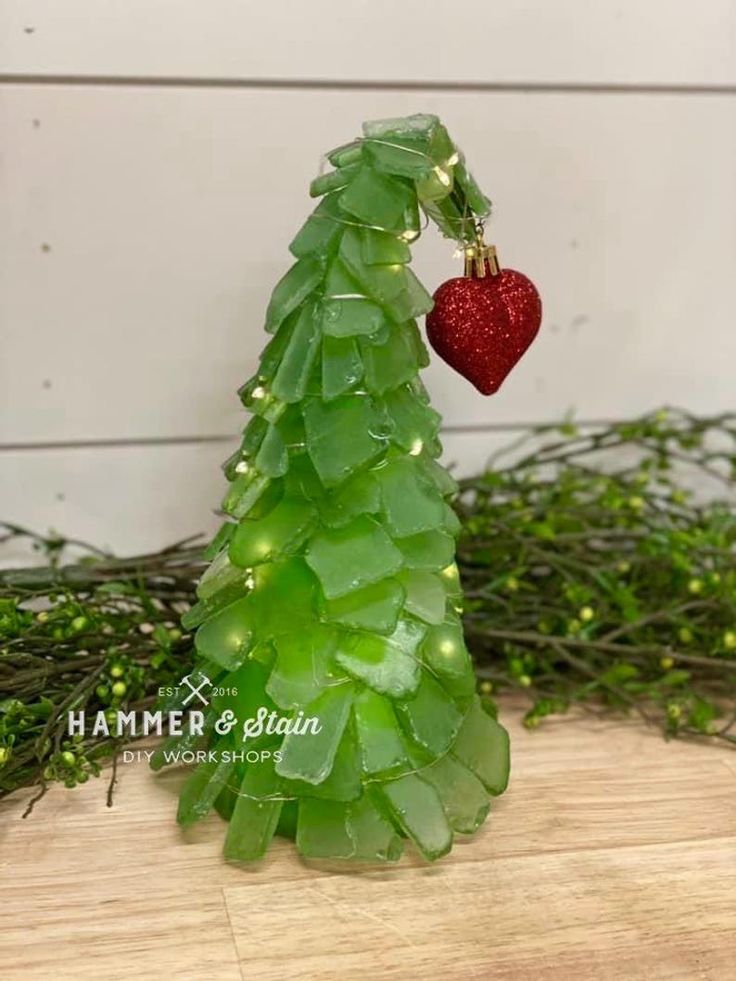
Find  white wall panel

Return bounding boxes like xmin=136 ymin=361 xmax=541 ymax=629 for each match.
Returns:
xmin=1 ymin=1 xmax=734 ymax=86
xmin=0 ymin=431 xmax=508 ymax=556
xmin=2 ymin=86 xmax=735 ymax=444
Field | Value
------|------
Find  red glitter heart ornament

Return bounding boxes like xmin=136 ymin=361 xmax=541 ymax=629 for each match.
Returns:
xmin=426 ymin=268 xmax=542 ymax=395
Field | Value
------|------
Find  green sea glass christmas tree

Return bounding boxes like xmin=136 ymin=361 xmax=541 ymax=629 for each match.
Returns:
xmin=157 ymin=114 xmax=510 ymax=863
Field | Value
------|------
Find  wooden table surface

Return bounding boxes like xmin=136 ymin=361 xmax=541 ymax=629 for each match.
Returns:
xmin=2 ymin=699 xmax=734 ymax=981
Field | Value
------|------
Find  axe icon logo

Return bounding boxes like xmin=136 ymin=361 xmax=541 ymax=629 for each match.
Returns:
xmin=181 ymin=672 xmax=212 ymax=706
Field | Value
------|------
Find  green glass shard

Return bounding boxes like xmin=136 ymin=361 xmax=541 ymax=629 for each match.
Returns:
xmin=203 ymin=522 xmax=236 ymax=561
xmin=347 ymin=792 xmax=404 ymax=861
xmin=340 ymin=227 xmax=433 ymax=322
xmin=353 ymin=687 xmax=408 ymax=775
xmin=296 ymin=799 xmax=355 ymax=859
xmin=271 ymin=301 xmax=321 ymax=403
xmin=321 ymin=578 xmax=404 ymax=634
xmin=303 ymin=397 xmax=385 ymax=487
xmin=320 ymin=297 xmax=385 ymax=338
xmin=326 ymin=140 xmax=364 ymax=168
xmin=283 ymin=451 xmax=323 ymax=503
xmin=360 ymin=226 xmax=411 ymax=265
xmin=319 ymin=471 xmax=381 ymax=528
xmin=265 ymin=256 xmax=323 ymax=333
xmin=254 ymin=423 xmax=288 ymax=477
xmin=397 ymin=569 xmax=446 ymax=625
xmin=362 ymin=113 xmax=439 ymax=140
xmin=378 ymin=772 xmax=452 ymax=861
xmin=306 ymin=516 xmax=403 ymax=599
xmin=382 ymin=385 xmax=441 ymax=453
xmin=420 ymin=754 xmax=490 ymax=835
xmin=257 ymin=311 xmax=296 ymax=380
xmin=421 ymin=618 xmax=475 ymax=697
xmin=396 ymin=671 xmax=462 ymax=755
xmin=276 ymin=681 xmax=354 ymax=785
xmin=195 ymin=596 xmax=253 ymax=670
xmin=362 ymin=134 xmax=433 ymax=180
xmin=377 ymin=458 xmax=445 ymax=537
xmin=177 ymin=757 xmax=235 ymax=828
xmin=266 ymin=626 xmax=338 ymax=709
xmin=285 ymin=727 xmax=361 ymax=802
xmin=454 ymin=157 xmax=491 ymax=217
xmin=253 ymin=559 xmax=317 ymax=637
xmin=452 ymin=697 xmax=510 ymax=795
xmin=216 ymin=660 xmax=278 ymax=738
xmin=442 ymin=503 xmax=462 ymax=537
xmin=321 ymin=335 xmax=363 ymax=399
xmin=394 ymin=529 xmax=456 ymax=570
xmin=276 ymin=799 xmax=299 ymax=839
xmin=221 ymin=471 xmax=271 ymax=520
xmin=289 ymin=192 xmax=344 ymax=259
xmin=309 ymin=162 xmax=362 ymax=198
xmin=335 ymin=618 xmax=425 ymax=698
xmin=416 ymin=453 xmax=459 ymax=497
xmin=223 ymin=764 xmax=283 ymax=862
xmin=229 ymin=497 xmax=316 ymax=568
xmin=359 ymin=322 xmax=418 ymax=395
xmin=339 ymin=166 xmax=412 ymax=229
xmin=324 ymin=256 xmax=364 ymax=296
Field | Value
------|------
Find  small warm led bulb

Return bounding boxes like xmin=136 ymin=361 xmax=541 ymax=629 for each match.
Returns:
xmin=439 ymin=639 xmax=456 ymax=656
xmin=235 ymin=460 xmax=249 ymax=474
xmin=441 ymin=563 xmax=459 ymax=580
xmin=433 ymin=166 xmax=452 ymax=187
xmin=446 ymin=152 xmax=460 ymax=166
xmin=251 ymin=385 xmax=267 ymax=400
xmin=399 ymin=229 xmax=419 ymax=243
xmin=409 ymin=438 xmax=423 ymax=456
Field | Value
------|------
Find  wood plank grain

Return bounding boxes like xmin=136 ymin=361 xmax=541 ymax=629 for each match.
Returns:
xmin=2 ymin=86 xmax=735 ymax=444
xmin=1 ymin=1 xmax=734 ymax=86
xmin=0 ymin=701 xmax=733 ymax=980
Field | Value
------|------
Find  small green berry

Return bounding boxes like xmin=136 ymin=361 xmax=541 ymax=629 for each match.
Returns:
xmin=111 ymin=680 xmax=127 ymax=698
xmin=518 ymin=674 xmax=532 ymax=688
xmin=723 ymin=630 xmax=736 ymax=651
xmin=70 ymin=615 xmax=88 ymax=632
xmin=687 ymin=578 xmax=704 ymax=595
xmin=667 ymin=703 xmax=682 ymax=721
xmin=579 ymin=606 xmax=595 ymax=623
xmin=109 ymin=663 xmax=125 ymax=678
xmin=479 ymin=680 xmax=493 ymax=695
xmin=61 ymin=750 xmax=76 ymax=766
xmin=659 ymin=656 xmax=675 ymax=671
xmin=678 ymin=627 xmax=693 ymax=644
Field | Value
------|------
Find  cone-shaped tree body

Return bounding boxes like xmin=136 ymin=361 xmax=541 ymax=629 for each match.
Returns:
xmin=157 ymin=114 xmax=509 ymax=862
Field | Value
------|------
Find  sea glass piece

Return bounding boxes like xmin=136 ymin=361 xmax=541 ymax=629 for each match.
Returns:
xmin=289 ymin=192 xmax=344 ymax=259
xmin=221 ymin=471 xmax=271 ymax=520
xmin=177 ymin=757 xmax=235 ymax=827
xmin=309 ymin=162 xmax=362 ymax=198
xmin=254 ymin=423 xmax=288 ymax=477
xmin=442 ymin=503 xmax=462 ymax=537
xmin=322 ymin=578 xmax=404 ymax=634
xmin=383 ymin=385 xmax=441 ymax=452
xmin=394 ymin=530 xmax=456 ymax=570
xmin=336 ymin=617 xmax=425 ymax=698
xmin=319 ymin=471 xmax=381 ymax=528
xmin=265 ymin=256 xmax=323 ymax=333
xmin=360 ymin=226 xmax=411 ymax=266
xmin=253 ymin=558 xmax=317 ymax=637
xmin=353 ymin=687 xmax=408 ymax=775
xmin=303 ymin=396 xmax=385 ymax=487
xmin=362 ymin=113 xmax=439 ymax=140
xmin=378 ymin=772 xmax=452 ymax=861
xmin=276 ymin=681 xmax=354 ymax=785
xmin=340 ymin=227 xmax=432 ymax=322
xmin=421 ymin=618 xmax=475 ymax=698
xmin=416 ymin=453 xmax=459 ymax=497
xmin=452 ymin=697 xmax=510 ymax=795
xmin=377 ymin=458 xmax=445 ymax=537
xmin=420 ymin=754 xmax=490 ymax=834
xmin=321 ymin=335 xmax=363 ymax=399
xmin=296 ymin=799 xmax=355 ymax=858
xmin=271 ymin=301 xmax=321 ymax=403
xmin=362 ymin=134 xmax=433 ymax=181
xmin=320 ymin=297 xmax=385 ymax=338
xmin=266 ymin=626 xmax=338 ymax=709
xmin=196 ymin=547 xmax=247 ymax=603
xmin=257 ymin=312 xmax=296 ymax=381
xmin=203 ymin=521 xmax=235 ymax=561
xmin=306 ymin=516 xmax=403 ymax=599
xmin=397 ymin=569 xmax=446 ymax=625
xmin=229 ymin=497 xmax=316 ymax=567
xmin=195 ymin=596 xmax=253 ymax=670
xmin=326 ymin=139 xmax=363 ymax=168
xmin=339 ymin=166 xmax=412 ymax=229
xmin=454 ymin=157 xmax=491 ymax=217
xmin=223 ymin=763 xmax=284 ymax=862
xmin=359 ymin=322 xmax=418 ymax=395
xmin=284 ymin=727 xmax=361 ymax=802
xmin=396 ymin=671 xmax=462 ymax=755
xmin=347 ymin=792 xmax=404 ymax=861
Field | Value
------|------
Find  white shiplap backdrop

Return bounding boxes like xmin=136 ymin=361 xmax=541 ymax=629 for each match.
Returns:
xmin=1 ymin=2 xmax=735 ymax=555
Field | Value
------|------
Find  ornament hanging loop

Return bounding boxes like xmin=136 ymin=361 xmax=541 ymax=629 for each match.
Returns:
xmin=463 ymin=222 xmax=499 ymax=279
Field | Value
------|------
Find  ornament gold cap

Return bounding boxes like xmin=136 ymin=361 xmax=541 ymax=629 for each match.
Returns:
xmin=463 ymin=224 xmax=499 ymax=278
